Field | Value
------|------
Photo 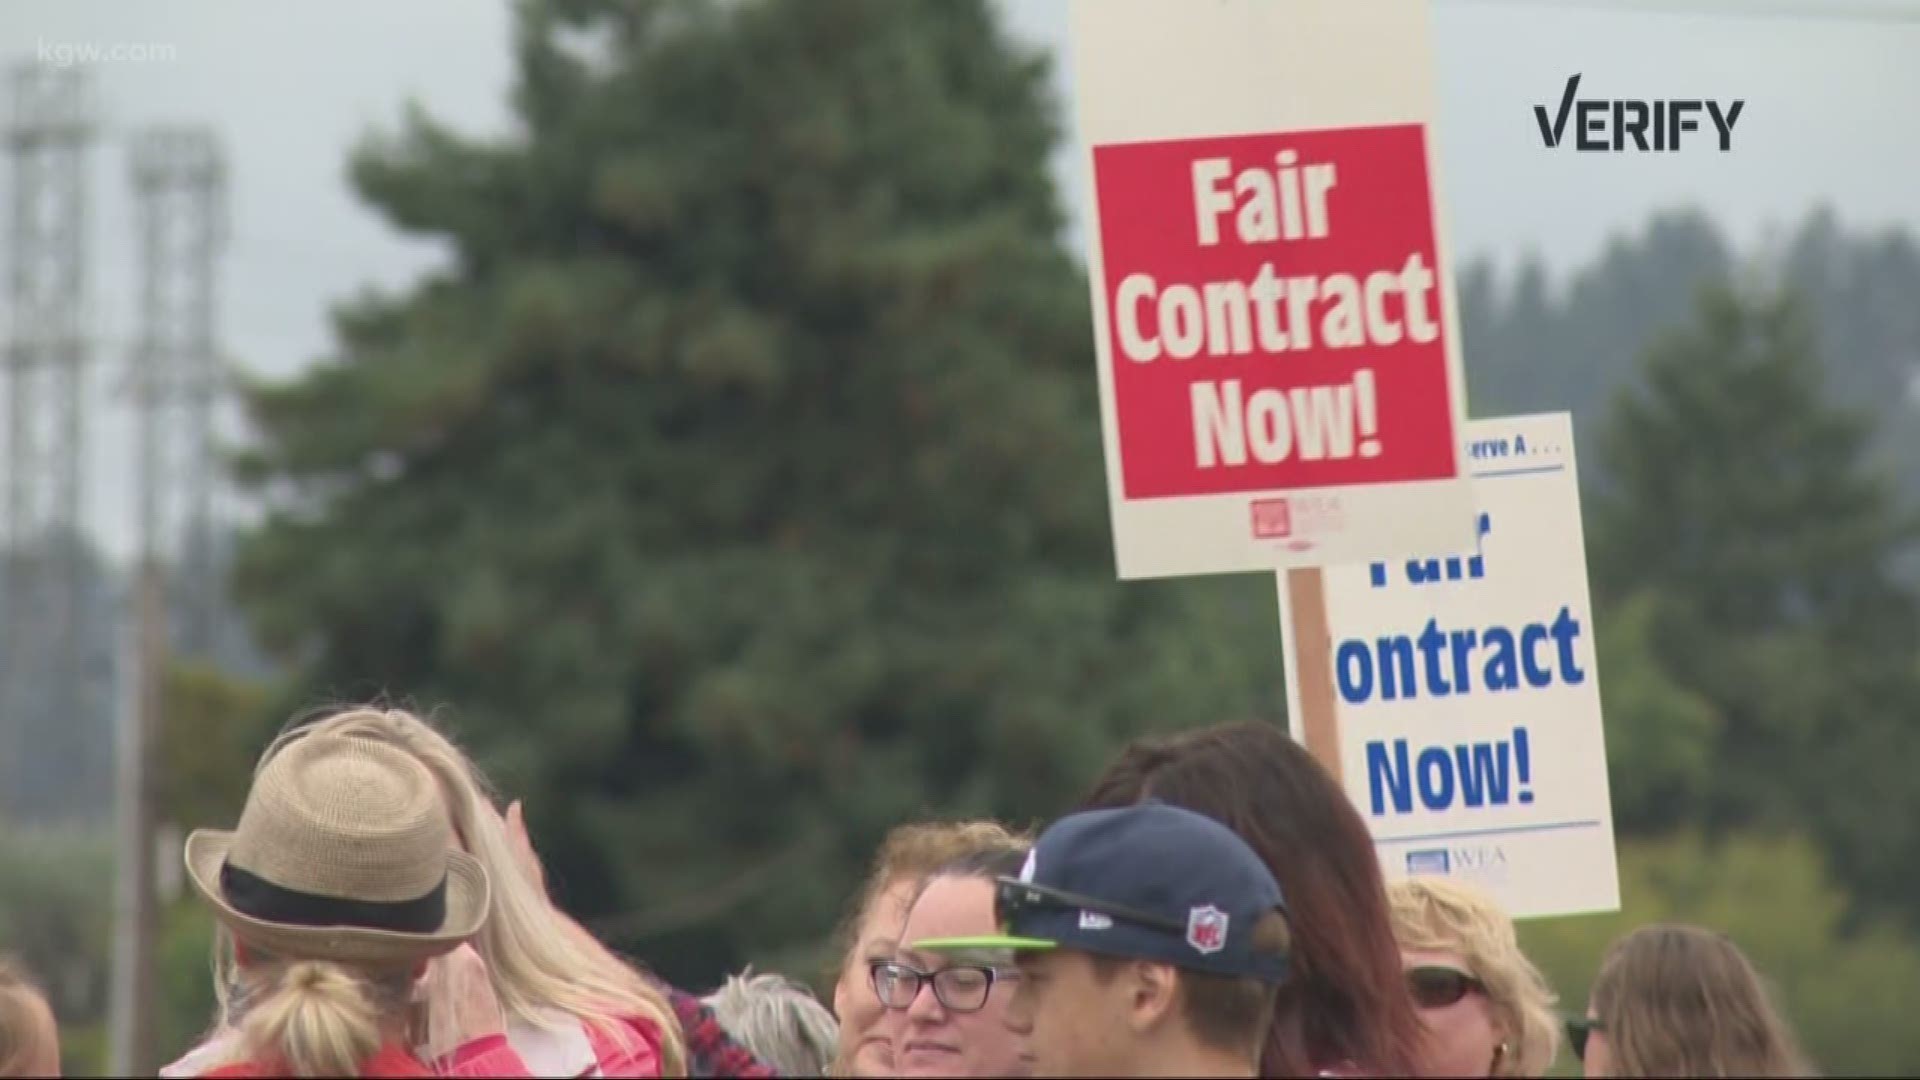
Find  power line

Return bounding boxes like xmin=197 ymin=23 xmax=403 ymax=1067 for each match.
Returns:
xmin=1442 ymin=0 xmax=1920 ymax=23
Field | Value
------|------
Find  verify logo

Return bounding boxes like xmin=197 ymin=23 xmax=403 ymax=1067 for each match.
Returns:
xmin=1536 ymin=74 xmax=1743 ymax=151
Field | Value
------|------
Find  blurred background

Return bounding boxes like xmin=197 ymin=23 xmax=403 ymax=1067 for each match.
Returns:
xmin=0 ymin=0 xmax=1916 ymax=1074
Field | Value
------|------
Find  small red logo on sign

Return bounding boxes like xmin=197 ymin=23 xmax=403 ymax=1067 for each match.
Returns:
xmin=1251 ymin=498 xmax=1292 ymax=539
xmin=1187 ymin=905 xmax=1229 ymax=955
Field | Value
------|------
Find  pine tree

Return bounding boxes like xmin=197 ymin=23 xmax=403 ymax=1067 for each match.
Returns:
xmin=231 ymin=0 xmax=1276 ymax=981
xmin=1591 ymin=282 xmax=1920 ymax=923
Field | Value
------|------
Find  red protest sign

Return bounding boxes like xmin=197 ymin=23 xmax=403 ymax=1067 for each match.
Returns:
xmin=1070 ymin=0 xmax=1475 ymax=580
xmin=1096 ymin=124 xmax=1457 ymax=502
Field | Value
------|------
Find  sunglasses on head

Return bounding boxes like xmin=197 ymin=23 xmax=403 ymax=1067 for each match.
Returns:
xmin=1405 ymin=965 xmax=1485 ymax=1009
xmin=1566 ymin=1016 xmax=1606 ymax=1060
xmin=994 ymin=877 xmax=1186 ymax=936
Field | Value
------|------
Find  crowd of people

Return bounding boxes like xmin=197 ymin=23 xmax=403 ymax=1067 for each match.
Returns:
xmin=0 ymin=707 xmax=1815 ymax=1078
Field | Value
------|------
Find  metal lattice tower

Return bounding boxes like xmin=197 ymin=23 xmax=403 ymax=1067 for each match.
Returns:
xmin=111 ymin=125 xmax=226 ymax=1075
xmin=2 ymin=62 xmax=94 ymax=762
xmin=129 ymin=126 xmax=226 ymax=654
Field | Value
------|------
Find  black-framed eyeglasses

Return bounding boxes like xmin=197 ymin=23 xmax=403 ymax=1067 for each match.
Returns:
xmin=1406 ymin=965 xmax=1485 ymax=1009
xmin=1566 ymin=1016 xmax=1605 ymax=1060
xmin=994 ymin=876 xmax=1186 ymax=936
xmin=869 ymin=959 xmax=1016 ymax=1013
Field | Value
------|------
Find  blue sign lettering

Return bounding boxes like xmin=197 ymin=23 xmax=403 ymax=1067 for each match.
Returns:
xmin=1366 ymin=727 xmax=1535 ymax=816
xmin=1370 ymin=512 xmax=1492 ymax=589
xmin=1334 ymin=607 xmax=1585 ymax=704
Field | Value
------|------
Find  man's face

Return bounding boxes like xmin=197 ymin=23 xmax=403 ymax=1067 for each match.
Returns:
xmin=1009 ymin=949 xmax=1138 ymax=1077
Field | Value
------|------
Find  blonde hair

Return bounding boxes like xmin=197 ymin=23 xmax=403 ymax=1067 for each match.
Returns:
xmin=234 ymin=706 xmax=687 ymax=1075
xmin=0 ymin=957 xmax=57 ymax=1078
xmin=1590 ymin=924 xmax=1813 ymax=1078
xmin=215 ymin=956 xmax=415 ymax=1077
xmin=1387 ymin=877 xmax=1560 ymax=1076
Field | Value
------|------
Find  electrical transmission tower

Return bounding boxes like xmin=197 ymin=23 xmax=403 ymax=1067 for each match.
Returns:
xmin=2 ymin=63 xmax=94 ymax=807
xmin=129 ymin=126 xmax=226 ymax=655
xmin=113 ymin=124 xmax=226 ymax=1076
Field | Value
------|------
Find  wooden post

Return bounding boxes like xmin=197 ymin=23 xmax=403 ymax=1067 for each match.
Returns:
xmin=1284 ymin=567 xmax=1342 ymax=777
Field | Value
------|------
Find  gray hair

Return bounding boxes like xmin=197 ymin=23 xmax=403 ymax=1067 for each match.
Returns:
xmin=703 ymin=967 xmax=838 ymax=1077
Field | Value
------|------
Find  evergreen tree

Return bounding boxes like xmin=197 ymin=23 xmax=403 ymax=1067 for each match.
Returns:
xmin=1590 ymin=282 xmax=1920 ymax=923
xmin=232 ymin=0 xmax=1275 ymax=983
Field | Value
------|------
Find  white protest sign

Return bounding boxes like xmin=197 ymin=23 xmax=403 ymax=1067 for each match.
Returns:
xmin=1068 ymin=0 xmax=1477 ymax=579
xmin=1279 ymin=413 xmax=1621 ymax=918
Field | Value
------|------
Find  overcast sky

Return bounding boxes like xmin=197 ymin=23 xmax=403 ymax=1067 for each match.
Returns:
xmin=2 ymin=0 xmax=1917 ymax=562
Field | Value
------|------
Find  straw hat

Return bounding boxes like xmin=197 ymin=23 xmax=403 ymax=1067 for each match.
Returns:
xmin=184 ymin=730 xmax=490 ymax=965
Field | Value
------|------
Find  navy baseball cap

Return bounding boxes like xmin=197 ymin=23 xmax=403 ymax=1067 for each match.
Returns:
xmin=912 ymin=801 xmax=1290 ymax=982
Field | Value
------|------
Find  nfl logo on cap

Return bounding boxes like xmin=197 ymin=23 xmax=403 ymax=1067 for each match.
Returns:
xmin=1186 ymin=905 xmax=1229 ymax=955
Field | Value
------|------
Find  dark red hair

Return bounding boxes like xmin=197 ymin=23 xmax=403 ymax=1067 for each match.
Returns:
xmin=1080 ymin=721 xmax=1425 ymax=1078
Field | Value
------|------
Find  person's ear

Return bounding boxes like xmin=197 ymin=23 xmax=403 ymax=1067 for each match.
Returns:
xmin=1124 ymin=961 xmax=1180 ymax=1035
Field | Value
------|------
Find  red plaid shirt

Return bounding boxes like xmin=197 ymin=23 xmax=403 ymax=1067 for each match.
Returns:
xmin=669 ymin=987 xmax=782 ymax=1078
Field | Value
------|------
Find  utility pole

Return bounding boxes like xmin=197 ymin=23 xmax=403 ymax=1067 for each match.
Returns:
xmin=2 ymin=65 xmax=93 ymax=809
xmin=120 ymin=123 xmax=226 ymax=1075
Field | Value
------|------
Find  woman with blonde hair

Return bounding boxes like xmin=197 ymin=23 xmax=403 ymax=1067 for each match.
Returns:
xmin=1387 ymin=877 xmax=1561 ymax=1076
xmin=825 ymin=819 xmax=1031 ymax=1077
xmin=1570 ymin=924 xmax=1813 ymax=1078
xmin=0 ymin=956 xmax=61 ymax=1078
xmin=170 ymin=705 xmax=772 ymax=1078
xmin=177 ymin=729 xmax=523 ymax=1077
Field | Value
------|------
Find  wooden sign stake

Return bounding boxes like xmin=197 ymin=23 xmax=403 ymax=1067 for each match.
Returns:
xmin=1285 ymin=566 xmax=1342 ymax=777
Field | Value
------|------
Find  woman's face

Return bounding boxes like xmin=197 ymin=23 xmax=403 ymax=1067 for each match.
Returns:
xmin=833 ymin=876 xmax=920 ymax=1077
xmin=879 ymin=875 xmax=1033 ymax=1078
xmin=1403 ymin=948 xmax=1503 ymax=1077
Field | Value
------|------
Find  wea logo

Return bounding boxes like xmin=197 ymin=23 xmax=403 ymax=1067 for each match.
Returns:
xmin=1406 ymin=845 xmax=1511 ymax=885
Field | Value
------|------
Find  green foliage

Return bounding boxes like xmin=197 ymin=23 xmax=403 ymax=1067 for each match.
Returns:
xmin=1592 ymin=286 xmax=1914 ymax=637
xmin=1460 ymin=211 xmax=1733 ymax=442
xmin=232 ymin=0 xmax=1276 ymax=984
xmin=1459 ymin=210 xmax=1920 ymax=522
xmin=1587 ymin=588 xmax=1719 ymax=832
xmin=59 ymin=1023 xmax=107 ymax=1080
xmin=0 ymin=823 xmax=112 ymax=1010
xmin=0 ymin=823 xmax=112 ymax=1074
xmin=1586 ymin=283 xmax=1920 ymax=923
xmin=157 ymin=663 xmax=278 ymax=832
xmin=155 ymin=899 xmax=219 ymax=1071
xmin=1780 ymin=210 xmax=1920 ymax=518
xmin=1520 ymin=831 xmax=1920 ymax=1077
